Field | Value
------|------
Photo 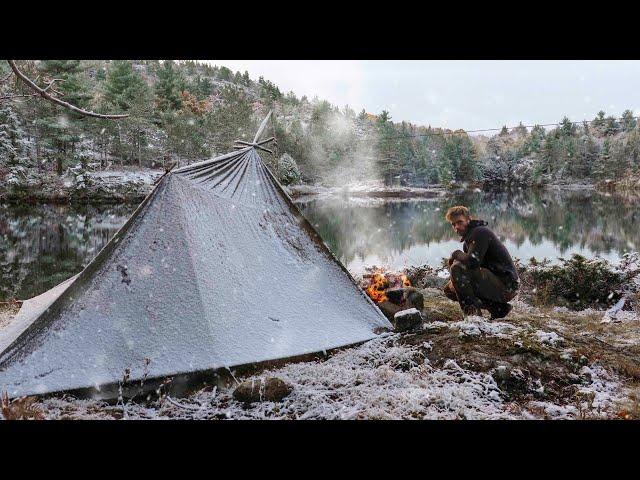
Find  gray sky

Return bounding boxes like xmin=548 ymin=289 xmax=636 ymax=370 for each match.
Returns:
xmin=203 ymin=60 xmax=640 ymax=131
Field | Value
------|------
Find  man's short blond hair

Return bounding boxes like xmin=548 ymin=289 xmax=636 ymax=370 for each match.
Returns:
xmin=445 ymin=205 xmax=471 ymax=222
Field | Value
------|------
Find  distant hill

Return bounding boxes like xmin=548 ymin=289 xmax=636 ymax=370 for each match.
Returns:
xmin=1 ymin=60 xmax=639 ymax=189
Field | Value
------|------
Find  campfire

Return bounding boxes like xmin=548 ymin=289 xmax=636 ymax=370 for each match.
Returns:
xmin=361 ymin=267 xmax=424 ymax=328
xmin=361 ymin=267 xmax=412 ymax=304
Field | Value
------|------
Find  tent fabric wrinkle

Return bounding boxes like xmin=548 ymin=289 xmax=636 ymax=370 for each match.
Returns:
xmin=0 ymin=139 xmax=390 ymax=399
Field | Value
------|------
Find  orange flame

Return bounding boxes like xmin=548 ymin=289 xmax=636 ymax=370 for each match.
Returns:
xmin=366 ymin=272 xmax=389 ymax=303
xmin=362 ymin=269 xmax=412 ymax=304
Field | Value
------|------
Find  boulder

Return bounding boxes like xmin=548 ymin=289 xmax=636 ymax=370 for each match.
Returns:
xmin=420 ymin=287 xmax=447 ymax=299
xmin=378 ymin=300 xmax=403 ymax=322
xmin=422 ymin=298 xmax=464 ymax=322
xmin=405 ymin=288 xmax=424 ymax=310
xmin=233 ymin=377 xmax=293 ymax=403
xmin=393 ymin=308 xmax=423 ymax=332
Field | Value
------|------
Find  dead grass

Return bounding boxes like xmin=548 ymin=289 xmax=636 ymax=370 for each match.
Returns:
xmin=1 ymin=392 xmax=45 ymax=420
xmin=0 ymin=302 xmax=20 ymax=330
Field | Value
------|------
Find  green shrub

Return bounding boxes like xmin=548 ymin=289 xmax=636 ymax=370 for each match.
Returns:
xmin=521 ymin=254 xmax=625 ymax=310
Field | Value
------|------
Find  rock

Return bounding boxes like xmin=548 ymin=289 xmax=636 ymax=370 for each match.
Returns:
xmin=404 ymin=265 xmax=449 ymax=289
xmin=423 ymin=321 xmax=449 ymax=333
xmin=422 ymin=299 xmax=463 ymax=322
xmin=406 ymin=288 xmax=424 ymax=310
xmin=420 ymin=287 xmax=446 ymax=299
xmin=233 ymin=377 xmax=293 ymax=403
xmin=393 ymin=308 xmax=423 ymax=332
xmin=491 ymin=365 xmax=529 ymax=397
xmin=378 ymin=300 xmax=403 ymax=322
xmin=422 ymin=275 xmax=449 ymax=289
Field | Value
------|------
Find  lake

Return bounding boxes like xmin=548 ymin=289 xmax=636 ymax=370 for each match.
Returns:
xmin=1 ymin=189 xmax=638 ymax=300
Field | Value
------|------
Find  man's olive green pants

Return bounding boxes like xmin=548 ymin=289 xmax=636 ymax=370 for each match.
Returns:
xmin=443 ymin=260 xmax=517 ymax=309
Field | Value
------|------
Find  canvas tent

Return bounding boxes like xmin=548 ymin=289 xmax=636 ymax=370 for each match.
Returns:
xmin=0 ymin=113 xmax=391 ymax=399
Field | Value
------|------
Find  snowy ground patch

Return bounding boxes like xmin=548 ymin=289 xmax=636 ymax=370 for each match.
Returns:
xmin=35 ymin=335 xmax=515 ymax=420
xmin=526 ymin=364 xmax=623 ymax=419
xmin=448 ymin=316 xmax=522 ymax=339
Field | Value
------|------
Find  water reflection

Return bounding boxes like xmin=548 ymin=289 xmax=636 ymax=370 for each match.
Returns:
xmin=1 ymin=189 xmax=637 ymax=301
xmin=0 ymin=203 xmax=136 ymax=300
xmin=298 ymin=190 xmax=640 ymax=276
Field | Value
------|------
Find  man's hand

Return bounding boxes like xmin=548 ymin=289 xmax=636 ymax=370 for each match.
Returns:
xmin=448 ymin=250 xmax=464 ymax=266
xmin=451 ymin=250 xmax=465 ymax=262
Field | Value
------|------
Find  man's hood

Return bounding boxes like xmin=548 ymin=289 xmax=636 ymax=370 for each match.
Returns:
xmin=461 ymin=219 xmax=488 ymax=241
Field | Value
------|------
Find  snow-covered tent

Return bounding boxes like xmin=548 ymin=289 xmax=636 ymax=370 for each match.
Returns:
xmin=0 ymin=113 xmax=391 ymax=399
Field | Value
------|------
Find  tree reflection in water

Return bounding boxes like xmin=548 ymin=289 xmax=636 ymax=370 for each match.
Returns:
xmin=298 ymin=189 xmax=640 ymax=276
xmin=0 ymin=203 xmax=136 ymax=301
xmin=1 ymin=189 xmax=638 ymax=301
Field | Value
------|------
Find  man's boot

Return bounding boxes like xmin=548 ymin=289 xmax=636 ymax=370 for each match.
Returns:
xmin=461 ymin=303 xmax=482 ymax=317
xmin=486 ymin=301 xmax=513 ymax=320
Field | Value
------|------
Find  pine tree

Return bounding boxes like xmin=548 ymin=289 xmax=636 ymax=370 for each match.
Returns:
xmin=594 ymin=138 xmax=613 ymax=179
xmin=34 ymin=60 xmax=93 ymax=174
xmin=621 ymin=109 xmax=636 ymax=132
xmin=375 ymin=110 xmax=400 ymax=184
xmin=102 ymin=61 xmax=154 ymax=166
xmin=155 ymin=60 xmax=184 ymax=111
xmin=204 ymin=85 xmax=254 ymax=155
xmin=513 ymin=121 xmax=528 ymax=137
xmin=604 ymin=115 xmax=620 ymax=136
xmin=219 ymin=66 xmax=232 ymax=81
xmin=104 ymin=61 xmax=151 ymax=111
xmin=443 ymin=134 xmax=478 ymax=182
xmin=0 ymin=102 xmax=28 ymax=166
xmin=559 ymin=116 xmax=576 ymax=136
xmin=592 ymin=110 xmax=607 ymax=135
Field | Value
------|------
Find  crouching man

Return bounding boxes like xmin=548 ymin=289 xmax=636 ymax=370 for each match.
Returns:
xmin=442 ymin=206 xmax=519 ymax=319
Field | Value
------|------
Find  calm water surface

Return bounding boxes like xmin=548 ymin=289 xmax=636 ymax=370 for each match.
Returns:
xmin=1 ymin=189 xmax=638 ymax=300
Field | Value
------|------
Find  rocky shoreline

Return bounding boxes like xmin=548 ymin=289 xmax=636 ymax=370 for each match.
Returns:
xmin=3 ymin=167 xmax=638 ymax=205
xmin=0 ymin=168 xmax=164 ymax=205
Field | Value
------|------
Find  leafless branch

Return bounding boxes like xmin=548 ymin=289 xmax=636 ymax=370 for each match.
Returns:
xmin=6 ymin=60 xmax=129 ymax=120
xmin=42 ymin=78 xmax=64 ymax=92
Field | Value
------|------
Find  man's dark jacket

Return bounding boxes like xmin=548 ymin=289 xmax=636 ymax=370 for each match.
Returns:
xmin=456 ymin=219 xmax=519 ymax=290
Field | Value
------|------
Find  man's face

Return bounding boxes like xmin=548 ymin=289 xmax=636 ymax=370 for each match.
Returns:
xmin=449 ymin=214 xmax=470 ymax=237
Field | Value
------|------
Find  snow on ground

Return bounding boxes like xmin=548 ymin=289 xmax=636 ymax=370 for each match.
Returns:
xmin=36 ymin=334 xmax=514 ymax=420
xmin=448 ymin=315 xmax=522 ymax=339
xmin=4 ymin=285 xmax=636 ymax=420
xmin=87 ymin=169 xmax=163 ymax=186
xmin=31 ymin=308 xmax=631 ymax=420
xmin=527 ymin=365 xmax=623 ymax=419
xmin=533 ymin=330 xmax=564 ymax=346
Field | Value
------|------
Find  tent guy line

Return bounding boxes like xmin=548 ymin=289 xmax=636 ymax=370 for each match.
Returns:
xmin=382 ymin=114 xmax=640 ymax=139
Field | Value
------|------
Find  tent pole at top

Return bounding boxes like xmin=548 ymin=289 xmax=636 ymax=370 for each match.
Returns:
xmin=253 ymin=110 xmax=273 ymax=144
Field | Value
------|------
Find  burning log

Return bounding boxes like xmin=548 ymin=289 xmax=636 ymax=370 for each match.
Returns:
xmin=361 ymin=268 xmax=424 ymax=322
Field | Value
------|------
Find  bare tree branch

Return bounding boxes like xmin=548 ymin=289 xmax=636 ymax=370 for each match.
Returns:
xmin=0 ymin=72 xmax=12 ymax=84
xmin=42 ymin=78 xmax=64 ymax=93
xmin=6 ymin=60 xmax=129 ymax=120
